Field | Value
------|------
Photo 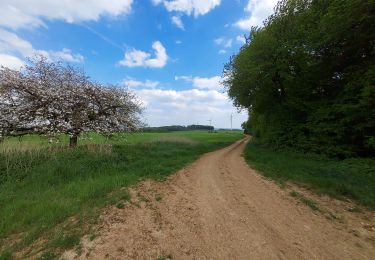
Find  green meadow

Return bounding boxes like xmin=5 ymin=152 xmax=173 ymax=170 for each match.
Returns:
xmin=0 ymin=131 xmax=243 ymax=258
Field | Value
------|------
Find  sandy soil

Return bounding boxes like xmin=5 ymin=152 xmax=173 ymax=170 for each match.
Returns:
xmin=63 ymin=137 xmax=375 ymax=259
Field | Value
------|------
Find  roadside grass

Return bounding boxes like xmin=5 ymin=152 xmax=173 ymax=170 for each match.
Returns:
xmin=0 ymin=131 xmax=243 ymax=257
xmin=244 ymin=141 xmax=375 ymax=209
xmin=290 ymin=191 xmax=320 ymax=211
xmin=157 ymin=254 xmax=173 ymax=260
xmin=0 ymin=250 xmax=12 ymax=260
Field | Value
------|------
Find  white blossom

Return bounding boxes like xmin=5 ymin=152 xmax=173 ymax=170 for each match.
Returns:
xmin=0 ymin=55 xmax=143 ymax=146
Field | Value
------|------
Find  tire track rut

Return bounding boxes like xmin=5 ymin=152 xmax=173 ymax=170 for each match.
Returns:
xmin=63 ymin=137 xmax=375 ymax=259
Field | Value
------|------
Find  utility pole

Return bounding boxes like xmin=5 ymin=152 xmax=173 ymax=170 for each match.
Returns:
xmin=230 ymin=114 xmax=233 ymax=131
xmin=207 ymin=119 xmax=213 ymax=132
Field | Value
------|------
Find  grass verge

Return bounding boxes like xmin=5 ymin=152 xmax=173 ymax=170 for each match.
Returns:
xmin=244 ymin=141 xmax=375 ymax=209
xmin=0 ymin=131 xmax=243 ymax=258
xmin=290 ymin=191 xmax=320 ymax=211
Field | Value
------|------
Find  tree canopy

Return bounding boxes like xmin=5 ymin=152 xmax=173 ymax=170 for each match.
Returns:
xmin=224 ymin=0 xmax=375 ymax=157
xmin=0 ymin=56 xmax=143 ymax=147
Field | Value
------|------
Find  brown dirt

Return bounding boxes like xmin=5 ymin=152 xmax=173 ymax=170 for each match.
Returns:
xmin=63 ymin=137 xmax=375 ymax=259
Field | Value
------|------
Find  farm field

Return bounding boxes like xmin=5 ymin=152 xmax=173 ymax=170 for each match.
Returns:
xmin=0 ymin=131 xmax=243 ymax=258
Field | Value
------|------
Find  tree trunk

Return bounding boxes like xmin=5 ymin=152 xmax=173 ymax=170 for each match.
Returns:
xmin=0 ymin=130 xmax=5 ymax=143
xmin=69 ymin=134 xmax=78 ymax=148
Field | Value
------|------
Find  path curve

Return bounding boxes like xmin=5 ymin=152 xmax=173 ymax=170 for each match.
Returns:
xmin=65 ymin=137 xmax=375 ymax=259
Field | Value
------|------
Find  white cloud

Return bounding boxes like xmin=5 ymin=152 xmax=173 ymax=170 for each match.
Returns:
xmin=236 ymin=35 xmax=246 ymax=44
xmin=214 ymin=37 xmax=232 ymax=48
xmin=51 ymin=48 xmax=84 ymax=63
xmin=118 ymin=41 xmax=168 ymax=68
xmin=135 ymin=87 xmax=247 ymax=128
xmin=175 ymin=75 xmax=222 ymax=90
xmin=123 ymin=75 xmax=247 ymax=128
xmin=171 ymin=15 xmax=185 ymax=30
xmin=218 ymin=49 xmax=226 ymax=55
xmin=235 ymin=0 xmax=278 ymax=30
xmin=153 ymin=0 xmax=221 ymax=17
xmin=175 ymin=40 xmax=182 ymax=44
xmin=0 ymin=0 xmax=134 ymax=29
xmin=0 ymin=28 xmax=84 ymax=68
xmin=0 ymin=29 xmax=36 ymax=57
xmin=0 ymin=53 xmax=24 ymax=69
xmin=123 ymin=77 xmax=159 ymax=88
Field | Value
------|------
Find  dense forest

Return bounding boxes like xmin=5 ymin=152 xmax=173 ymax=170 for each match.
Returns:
xmin=224 ymin=0 xmax=374 ymax=158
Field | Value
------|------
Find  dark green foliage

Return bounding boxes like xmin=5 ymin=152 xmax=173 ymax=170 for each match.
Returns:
xmin=225 ymin=0 xmax=375 ymax=157
xmin=0 ymin=250 xmax=12 ymax=260
xmin=245 ymin=141 xmax=375 ymax=208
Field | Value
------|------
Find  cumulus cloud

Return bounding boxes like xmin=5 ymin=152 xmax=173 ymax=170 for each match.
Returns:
xmin=0 ymin=28 xmax=84 ymax=68
xmin=0 ymin=53 xmax=24 ymax=69
xmin=0 ymin=0 xmax=134 ymax=29
xmin=153 ymin=0 xmax=221 ymax=17
xmin=0 ymin=29 xmax=38 ymax=57
xmin=120 ymin=75 xmax=247 ymax=128
xmin=175 ymin=75 xmax=222 ymax=90
xmin=214 ymin=37 xmax=232 ymax=48
xmin=118 ymin=41 xmax=168 ymax=68
xmin=235 ymin=0 xmax=278 ymax=30
xmin=0 ymin=0 xmax=104 ymax=67
xmin=123 ymin=77 xmax=160 ymax=88
xmin=52 ymin=48 xmax=84 ymax=63
xmin=135 ymin=87 xmax=247 ymax=128
xmin=214 ymin=37 xmax=232 ymax=55
xmin=171 ymin=15 xmax=185 ymax=30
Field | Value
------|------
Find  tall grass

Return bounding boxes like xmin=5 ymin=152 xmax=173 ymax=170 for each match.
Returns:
xmin=244 ymin=141 xmax=375 ymax=209
xmin=0 ymin=131 xmax=243 ymax=257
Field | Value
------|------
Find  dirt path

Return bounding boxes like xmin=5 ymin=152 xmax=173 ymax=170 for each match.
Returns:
xmin=64 ymin=137 xmax=375 ymax=259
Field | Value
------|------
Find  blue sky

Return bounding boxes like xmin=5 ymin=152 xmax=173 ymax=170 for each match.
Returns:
xmin=0 ymin=0 xmax=278 ymax=128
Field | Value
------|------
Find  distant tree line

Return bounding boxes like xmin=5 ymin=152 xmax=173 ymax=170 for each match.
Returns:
xmin=142 ymin=125 xmax=214 ymax=133
xmin=0 ymin=56 xmax=143 ymax=147
xmin=224 ymin=0 xmax=374 ymax=157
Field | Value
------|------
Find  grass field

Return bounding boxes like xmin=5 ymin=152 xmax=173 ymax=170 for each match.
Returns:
xmin=244 ymin=141 xmax=375 ymax=209
xmin=0 ymin=131 xmax=244 ymax=258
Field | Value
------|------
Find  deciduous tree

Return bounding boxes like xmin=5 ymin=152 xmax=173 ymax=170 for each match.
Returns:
xmin=224 ymin=0 xmax=375 ymax=157
xmin=0 ymin=56 xmax=143 ymax=147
